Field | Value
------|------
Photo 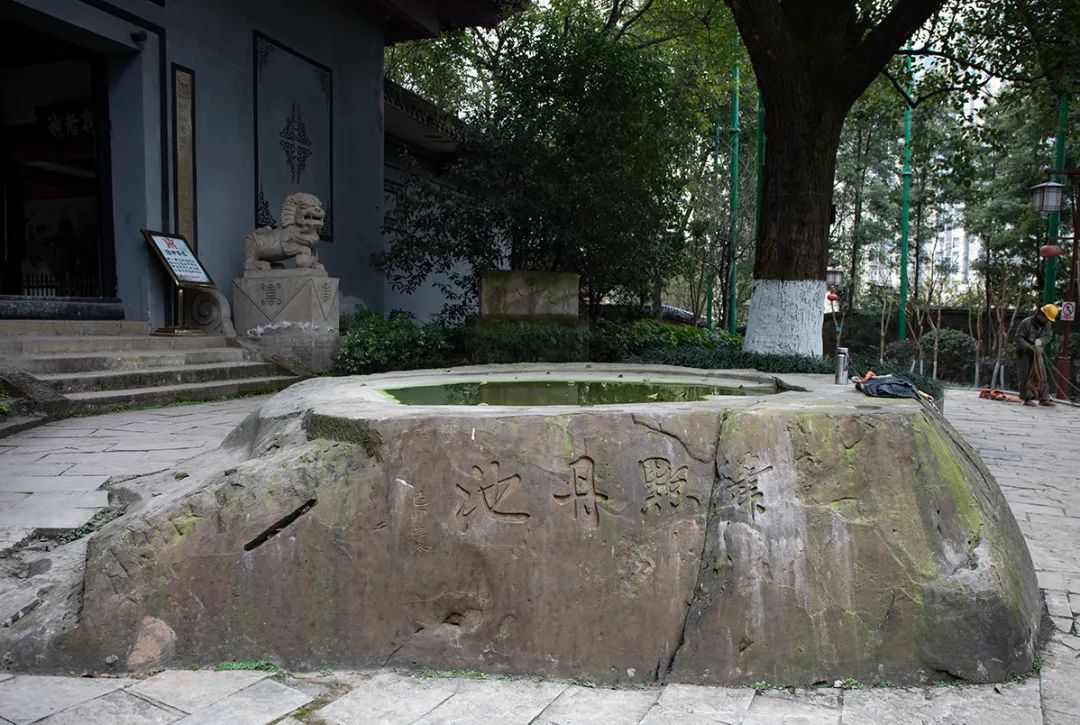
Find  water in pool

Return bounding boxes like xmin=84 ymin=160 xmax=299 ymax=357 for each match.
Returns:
xmin=385 ymin=380 xmax=758 ymax=406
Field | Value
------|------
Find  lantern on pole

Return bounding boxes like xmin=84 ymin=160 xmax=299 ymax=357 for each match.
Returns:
xmin=1032 ymin=181 xmax=1065 ymax=215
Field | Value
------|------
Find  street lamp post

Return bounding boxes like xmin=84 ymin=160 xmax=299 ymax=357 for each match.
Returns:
xmin=1032 ymin=171 xmax=1079 ymax=400
xmin=1043 ymin=91 xmax=1070 ymax=305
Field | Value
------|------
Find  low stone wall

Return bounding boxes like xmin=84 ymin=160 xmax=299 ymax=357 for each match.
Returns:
xmin=34 ymin=366 xmax=1038 ymax=685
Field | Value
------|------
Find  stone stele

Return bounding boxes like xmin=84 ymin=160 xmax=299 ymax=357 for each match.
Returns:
xmin=480 ymin=271 xmax=580 ymax=323
xmin=52 ymin=365 xmax=1038 ymax=685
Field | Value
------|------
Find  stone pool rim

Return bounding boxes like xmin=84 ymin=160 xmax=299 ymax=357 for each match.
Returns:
xmin=50 ymin=362 xmax=1027 ymax=685
xmin=379 ymin=372 xmax=779 ymax=407
xmin=274 ymin=363 xmax=797 ymax=418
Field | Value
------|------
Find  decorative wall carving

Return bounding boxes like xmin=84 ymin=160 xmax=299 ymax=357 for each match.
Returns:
xmin=184 ymin=287 xmax=236 ymax=337
xmin=172 ymin=65 xmax=197 ymax=250
xmin=254 ymin=32 xmax=333 ymax=240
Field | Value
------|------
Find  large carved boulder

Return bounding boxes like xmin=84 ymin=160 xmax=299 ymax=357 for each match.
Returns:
xmin=54 ymin=367 xmax=1038 ymax=684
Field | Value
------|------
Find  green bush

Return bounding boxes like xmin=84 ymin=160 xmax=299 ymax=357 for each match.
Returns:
xmin=338 ymin=305 xmax=374 ymax=335
xmin=589 ymin=320 xmax=740 ymax=362
xmin=884 ymin=339 xmax=919 ymax=367
xmin=919 ymin=329 xmax=977 ymax=383
xmin=632 ymin=345 xmax=944 ymax=403
xmin=453 ymin=323 xmax=590 ymax=364
xmin=336 ymin=317 xmax=743 ymax=374
xmin=336 ymin=311 xmax=449 ymax=374
xmin=333 ymin=314 xmax=944 ymax=404
xmin=629 ymin=344 xmax=834 ymax=375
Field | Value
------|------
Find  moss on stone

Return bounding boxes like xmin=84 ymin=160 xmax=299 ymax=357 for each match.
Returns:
xmin=910 ymin=412 xmax=984 ymax=542
xmin=169 ymin=513 xmax=200 ymax=544
xmin=305 ymin=413 xmax=383 ymax=460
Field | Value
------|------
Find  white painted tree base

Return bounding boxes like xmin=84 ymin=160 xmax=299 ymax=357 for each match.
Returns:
xmin=742 ymin=279 xmax=825 ymax=357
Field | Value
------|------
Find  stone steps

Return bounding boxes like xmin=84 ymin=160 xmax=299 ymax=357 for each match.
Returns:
xmin=3 ymin=335 xmax=231 ymax=355
xmin=39 ymin=361 xmax=282 ymax=394
xmin=0 ymin=322 xmax=301 ymax=417
xmin=0 ymin=319 xmax=149 ymax=336
xmin=11 ymin=348 xmax=250 ymax=375
xmin=64 ymin=375 xmax=298 ymax=414
xmin=0 ymin=415 xmax=46 ymax=439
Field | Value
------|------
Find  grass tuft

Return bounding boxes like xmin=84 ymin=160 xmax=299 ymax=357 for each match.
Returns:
xmin=213 ymin=660 xmax=281 ymax=673
xmin=418 ymin=668 xmax=488 ymax=680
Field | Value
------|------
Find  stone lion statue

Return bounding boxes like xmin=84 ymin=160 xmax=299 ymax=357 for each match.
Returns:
xmin=244 ymin=192 xmax=326 ymax=272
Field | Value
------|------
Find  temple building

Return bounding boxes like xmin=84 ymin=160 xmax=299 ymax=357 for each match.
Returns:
xmin=0 ymin=0 xmax=506 ymax=325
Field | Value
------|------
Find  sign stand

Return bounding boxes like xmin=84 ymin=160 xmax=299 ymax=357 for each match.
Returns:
xmin=154 ymin=285 xmax=203 ymax=337
xmin=142 ymin=230 xmax=216 ymax=336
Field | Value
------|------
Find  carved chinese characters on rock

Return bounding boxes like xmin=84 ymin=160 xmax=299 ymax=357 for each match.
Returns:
xmin=722 ymin=457 xmax=771 ymax=520
xmin=553 ymin=456 xmax=610 ymax=528
xmin=410 ymin=490 xmax=430 ymax=553
xmin=455 ymin=461 xmax=530 ymax=530
xmin=640 ymin=457 xmax=700 ymax=514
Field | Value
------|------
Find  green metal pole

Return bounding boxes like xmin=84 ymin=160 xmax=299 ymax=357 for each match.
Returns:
xmin=897 ymin=55 xmax=913 ymax=342
xmin=727 ymin=62 xmax=740 ymax=335
xmin=706 ymin=110 xmax=721 ymax=330
xmin=1043 ymin=89 xmax=1070 ymax=305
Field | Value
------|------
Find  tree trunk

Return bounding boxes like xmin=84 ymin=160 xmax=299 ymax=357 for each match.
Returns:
xmin=879 ymin=295 xmax=891 ymax=363
xmin=725 ymin=0 xmax=945 ymax=357
xmin=742 ymin=106 xmax=845 ymax=356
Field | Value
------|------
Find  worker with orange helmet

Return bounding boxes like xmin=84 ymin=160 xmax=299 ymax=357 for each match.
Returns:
xmin=1014 ymin=304 xmax=1059 ymax=407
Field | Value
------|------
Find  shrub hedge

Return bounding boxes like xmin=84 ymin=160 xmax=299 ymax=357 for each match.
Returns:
xmin=918 ymin=329 xmax=977 ymax=383
xmin=336 ymin=315 xmax=739 ymax=374
xmin=335 ymin=311 xmax=450 ymax=375
xmin=335 ymin=313 xmax=944 ymax=401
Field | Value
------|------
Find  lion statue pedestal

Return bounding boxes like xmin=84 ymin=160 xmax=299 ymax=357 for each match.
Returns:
xmin=232 ymin=193 xmax=340 ymax=374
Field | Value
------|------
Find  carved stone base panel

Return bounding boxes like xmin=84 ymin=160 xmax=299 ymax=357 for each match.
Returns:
xmin=233 ymin=274 xmax=338 ymax=330
xmin=232 ymin=274 xmax=339 ymax=374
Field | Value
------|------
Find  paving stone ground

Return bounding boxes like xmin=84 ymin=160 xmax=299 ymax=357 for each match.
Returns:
xmin=0 ymin=397 xmax=265 ymax=546
xmin=0 ymin=386 xmax=1077 ymax=724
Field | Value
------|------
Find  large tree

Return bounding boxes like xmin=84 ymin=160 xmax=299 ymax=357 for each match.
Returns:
xmin=726 ymin=0 xmax=943 ymax=355
xmin=730 ymin=0 xmax=1080 ymax=355
xmin=378 ymin=8 xmax=697 ymax=319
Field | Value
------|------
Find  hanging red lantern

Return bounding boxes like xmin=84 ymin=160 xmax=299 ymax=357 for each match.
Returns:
xmin=827 ymin=292 xmax=840 ymax=302
xmin=1040 ymin=244 xmax=1063 ymax=258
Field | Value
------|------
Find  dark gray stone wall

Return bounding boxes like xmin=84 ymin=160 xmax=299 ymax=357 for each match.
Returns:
xmin=381 ymin=142 xmax=464 ymax=322
xmin=10 ymin=0 xmax=386 ymax=325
